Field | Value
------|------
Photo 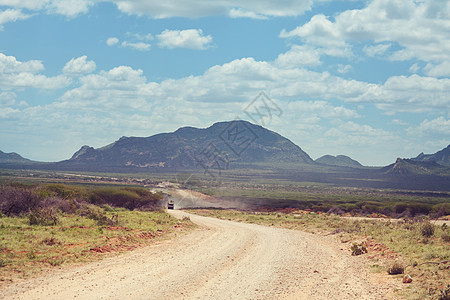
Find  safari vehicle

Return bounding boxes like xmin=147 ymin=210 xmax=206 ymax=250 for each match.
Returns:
xmin=167 ymin=199 xmax=175 ymax=210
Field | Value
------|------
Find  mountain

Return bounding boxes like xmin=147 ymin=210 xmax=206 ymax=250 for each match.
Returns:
xmin=315 ymin=155 xmax=362 ymax=167
xmin=62 ymin=120 xmax=314 ymax=170
xmin=0 ymin=150 xmax=32 ymax=164
xmin=412 ymin=144 xmax=450 ymax=166
xmin=382 ymin=158 xmax=450 ymax=176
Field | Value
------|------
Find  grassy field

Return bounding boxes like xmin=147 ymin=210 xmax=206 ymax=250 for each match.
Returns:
xmin=190 ymin=209 xmax=450 ymax=300
xmin=0 ymin=183 xmax=195 ymax=284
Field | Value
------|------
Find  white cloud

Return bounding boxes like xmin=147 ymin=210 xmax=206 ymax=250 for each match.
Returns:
xmin=275 ymin=45 xmax=322 ymax=67
xmin=0 ymin=0 xmax=93 ymax=18
xmin=63 ymin=56 xmax=96 ymax=75
xmin=110 ymin=0 xmax=314 ymax=19
xmin=0 ymin=8 xmax=30 ymax=29
xmin=106 ymin=37 xmax=119 ymax=46
xmin=356 ymin=74 xmax=450 ymax=112
xmin=121 ymin=41 xmax=151 ymax=51
xmin=157 ymin=29 xmax=213 ymax=50
xmin=126 ymin=32 xmax=153 ymax=41
xmin=424 ymin=61 xmax=450 ymax=77
xmin=363 ymin=43 xmax=391 ymax=57
xmin=229 ymin=8 xmax=268 ymax=20
xmin=336 ymin=64 xmax=352 ymax=74
xmin=46 ymin=0 xmax=93 ymax=18
xmin=60 ymin=66 xmax=149 ymax=110
xmin=0 ymin=91 xmax=16 ymax=106
xmin=0 ymin=0 xmax=48 ymax=10
xmin=0 ymin=52 xmax=70 ymax=89
xmin=409 ymin=63 xmax=420 ymax=73
xmin=407 ymin=117 xmax=450 ymax=136
xmin=280 ymin=0 xmax=450 ymax=65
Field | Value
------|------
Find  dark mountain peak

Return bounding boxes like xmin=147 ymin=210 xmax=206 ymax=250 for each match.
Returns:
xmin=63 ymin=120 xmax=314 ymax=170
xmin=70 ymin=145 xmax=95 ymax=160
xmin=315 ymin=154 xmax=362 ymax=167
xmin=0 ymin=150 xmax=32 ymax=163
xmin=412 ymin=144 xmax=450 ymax=166
xmin=383 ymin=157 xmax=448 ymax=175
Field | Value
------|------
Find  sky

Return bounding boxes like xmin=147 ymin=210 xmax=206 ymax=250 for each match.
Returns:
xmin=0 ymin=0 xmax=449 ymax=166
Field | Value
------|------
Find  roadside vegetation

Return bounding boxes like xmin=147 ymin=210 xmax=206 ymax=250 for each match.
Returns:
xmin=198 ymin=183 xmax=450 ymax=218
xmin=190 ymin=208 xmax=449 ymax=300
xmin=0 ymin=183 xmax=193 ymax=283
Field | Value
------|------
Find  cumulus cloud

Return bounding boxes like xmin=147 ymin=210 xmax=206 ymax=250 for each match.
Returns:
xmin=407 ymin=117 xmax=450 ymax=136
xmin=424 ymin=61 xmax=450 ymax=77
xmin=121 ymin=41 xmax=151 ymax=51
xmin=110 ymin=0 xmax=314 ymax=19
xmin=275 ymin=45 xmax=322 ymax=67
xmin=0 ymin=0 xmax=93 ymax=18
xmin=0 ymin=8 xmax=30 ymax=29
xmin=0 ymin=52 xmax=70 ymax=89
xmin=106 ymin=37 xmax=119 ymax=46
xmin=0 ymin=91 xmax=16 ymax=106
xmin=229 ymin=8 xmax=268 ymax=19
xmin=157 ymin=29 xmax=213 ymax=50
xmin=355 ymin=74 xmax=450 ymax=112
xmin=46 ymin=0 xmax=93 ymax=18
xmin=63 ymin=56 xmax=96 ymax=75
xmin=280 ymin=0 xmax=450 ymax=65
xmin=363 ymin=43 xmax=391 ymax=57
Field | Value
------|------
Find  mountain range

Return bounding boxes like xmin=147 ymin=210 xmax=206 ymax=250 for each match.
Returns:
xmin=1 ymin=120 xmax=449 ymax=190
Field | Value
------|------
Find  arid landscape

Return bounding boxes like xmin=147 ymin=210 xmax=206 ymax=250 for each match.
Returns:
xmin=1 ymin=0 xmax=450 ymax=299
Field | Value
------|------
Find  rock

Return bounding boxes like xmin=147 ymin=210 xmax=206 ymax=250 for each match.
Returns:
xmin=403 ymin=274 xmax=413 ymax=283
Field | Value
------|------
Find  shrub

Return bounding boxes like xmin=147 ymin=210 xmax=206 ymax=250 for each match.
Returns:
xmin=88 ymin=187 xmax=162 ymax=211
xmin=421 ymin=222 xmax=435 ymax=237
xmin=351 ymin=242 xmax=368 ymax=256
xmin=327 ymin=206 xmax=345 ymax=215
xmin=387 ymin=262 xmax=404 ymax=275
xmin=28 ymin=208 xmax=59 ymax=226
xmin=442 ymin=234 xmax=450 ymax=243
xmin=438 ymin=285 xmax=450 ymax=300
xmin=0 ymin=185 xmax=40 ymax=216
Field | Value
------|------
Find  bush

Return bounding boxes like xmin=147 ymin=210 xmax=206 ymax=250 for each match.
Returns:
xmin=438 ymin=285 xmax=450 ymax=300
xmin=421 ymin=222 xmax=435 ymax=237
xmin=28 ymin=208 xmax=59 ymax=226
xmin=351 ymin=242 xmax=368 ymax=256
xmin=88 ymin=187 xmax=162 ymax=210
xmin=0 ymin=185 xmax=40 ymax=216
xmin=387 ymin=262 xmax=405 ymax=275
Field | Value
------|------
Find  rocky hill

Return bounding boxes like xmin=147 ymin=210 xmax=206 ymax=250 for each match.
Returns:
xmin=62 ymin=120 xmax=314 ymax=170
xmin=412 ymin=144 xmax=450 ymax=166
xmin=315 ymin=155 xmax=362 ymax=167
xmin=0 ymin=150 xmax=32 ymax=164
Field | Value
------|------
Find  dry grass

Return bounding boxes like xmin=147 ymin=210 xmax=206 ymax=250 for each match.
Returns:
xmin=0 ymin=208 xmax=195 ymax=284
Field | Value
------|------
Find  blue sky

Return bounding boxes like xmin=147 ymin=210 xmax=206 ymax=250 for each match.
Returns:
xmin=0 ymin=0 xmax=449 ymax=166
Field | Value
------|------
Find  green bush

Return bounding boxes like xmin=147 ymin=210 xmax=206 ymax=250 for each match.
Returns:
xmin=421 ymin=222 xmax=435 ymax=237
xmin=387 ymin=262 xmax=404 ymax=275
xmin=28 ymin=208 xmax=59 ymax=226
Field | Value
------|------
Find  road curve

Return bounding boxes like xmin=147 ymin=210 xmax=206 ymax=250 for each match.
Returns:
xmin=1 ymin=210 xmax=394 ymax=299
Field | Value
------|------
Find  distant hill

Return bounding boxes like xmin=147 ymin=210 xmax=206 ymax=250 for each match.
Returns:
xmin=315 ymin=155 xmax=362 ymax=167
xmin=382 ymin=158 xmax=450 ymax=176
xmin=412 ymin=144 xmax=450 ymax=166
xmin=61 ymin=120 xmax=314 ymax=170
xmin=0 ymin=150 xmax=32 ymax=164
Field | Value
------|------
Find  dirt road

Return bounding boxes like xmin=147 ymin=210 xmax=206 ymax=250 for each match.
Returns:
xmin=1 ymin=211 xmax=396 ymax=299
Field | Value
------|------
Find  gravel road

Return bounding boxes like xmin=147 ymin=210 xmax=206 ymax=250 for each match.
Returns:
xmin=1 ymin=210 xmax=396 ymax=299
